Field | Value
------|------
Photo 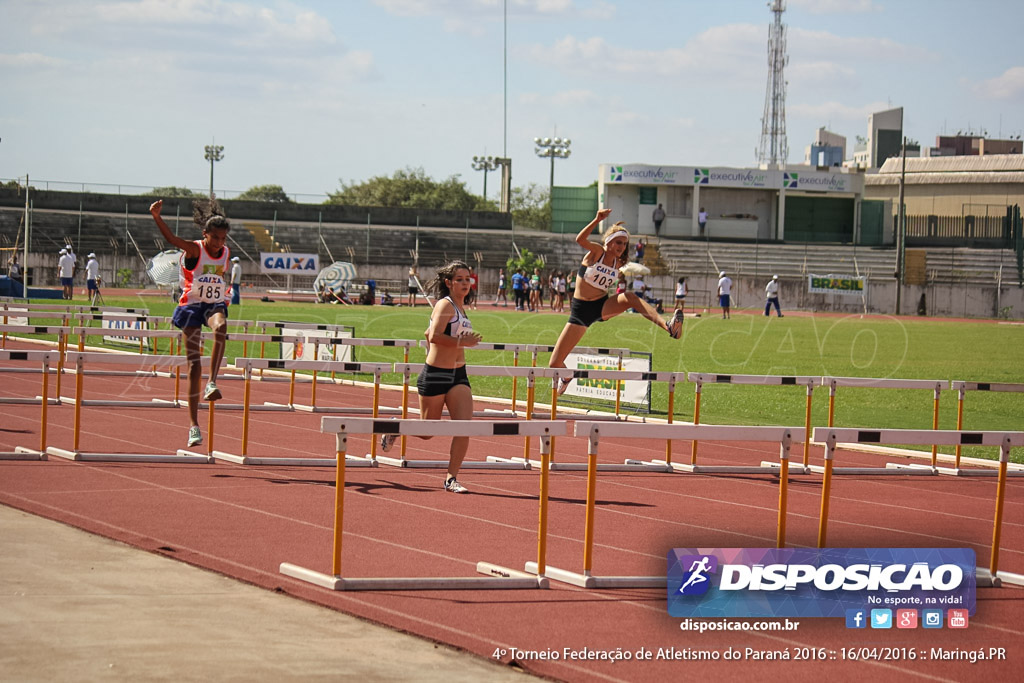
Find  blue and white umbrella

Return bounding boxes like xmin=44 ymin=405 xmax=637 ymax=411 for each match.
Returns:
xmin=313 ymin=261 xmax=358 ymax=294
xmin=146 ymin=249 xmax=183 ymax=287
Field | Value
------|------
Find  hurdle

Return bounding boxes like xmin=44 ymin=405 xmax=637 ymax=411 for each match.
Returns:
xmin=521 ymin=421 xmax=802 ymax=589
xmin=0 ymin=325 xmax=72 ymax=399
xmin=380 ymin=364 xmax=547 ymax=469
xmin=813 ymin=427 xmax=1024 ymax=587
xmin=811 ymin=376 xmax=946 ymax=475
xmin=0 ymin=349 xmax=59 ymax=460
xmin=69 ymin=326 xmax=183 ymax=376
xmin=46 ymin=351 xmax=212 ymax=463
xmin=937 ymin=381 xmax=1024 ymax=477
xmin=527 ymin=343 xmax=633 ymax=416
xmin=682 ymin=373 xmax=819 ymax=474
xmin=210 ymin=357 xmax=392 ymax=466
xmin=279 ymin=417 xmax=565 ymax=591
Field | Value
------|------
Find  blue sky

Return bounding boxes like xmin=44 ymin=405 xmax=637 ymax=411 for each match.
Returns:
xmin=1 ymin=0 xmax=1022 ymax=200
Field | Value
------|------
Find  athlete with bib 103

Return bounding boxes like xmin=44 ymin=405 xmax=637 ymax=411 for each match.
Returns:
xmin=150 ymin=198 xmax=231 ymax=447
xmin=549 ymin=208 xmax=684 ymax=396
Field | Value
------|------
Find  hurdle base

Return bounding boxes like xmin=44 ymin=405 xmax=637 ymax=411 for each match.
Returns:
xmin=280 ymin=562 xmax=546 ymax=591
xmin=210 ymin=450 xmax=348 ymax=467
xmin=370 ymin=454 xmax=528 ymax=470
xmin=292 ymin=405 xmax=403 ymax=415
xmin=523 ymin=562 xmax=663 ymax=589
xmin=976 ymin=568 xmax=1002 ymax=588
xmin=755 ymin=461 xmax=814 ymax=475
xmin=0 ymin=447 xmax=47 ymax=461
xmin=806 ymin=463 xmax=937 ymax=476
xmin=628 ymin=459 xmax=774 ymax=474
xmin=890 ymin=463 xmax=1024 ymax=478
xmin=990 ymin=570 xmax=1024 ymax=588
xmin=45 ymin=446 xmax=212 ymax=463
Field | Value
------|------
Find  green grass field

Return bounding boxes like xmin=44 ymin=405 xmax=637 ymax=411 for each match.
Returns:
xmin=10 ymin=292 xmax=1024 ymax=462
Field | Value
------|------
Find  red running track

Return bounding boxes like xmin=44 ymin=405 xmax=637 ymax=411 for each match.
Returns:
xmin=2 ymin=342 xmax=1022 ymax=682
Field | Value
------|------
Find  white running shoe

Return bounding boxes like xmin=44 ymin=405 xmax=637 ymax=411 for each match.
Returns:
xmin=556 ymin=376 xmax=572 ymax=397
xmin=203 ymin=381 xmax=222 ymax=401
xmin=187 ymin=426 xmax=202 ymax=447
xmin=668 ymin=309 xmax=685 ymax=339
xmin=380 ymin=433 xmax=397 ymax=452
xmin=444 ymin=477 xmax=469 ymax=494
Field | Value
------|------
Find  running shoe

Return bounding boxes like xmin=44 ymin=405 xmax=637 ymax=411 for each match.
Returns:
xmin=668 ymin=309 xmax=685 ymax=339
xmin=202 ymin=381 xmax=222 ymax=401
xmin=556 ymin=376 xmax=573 ymax=397
xmin=380 ymin=433 xmax=397 ymax=452
xmin=187 ymin=426 xmax=202 ymax=447
xmin=444 ymin=477 xmax=469 ymax=494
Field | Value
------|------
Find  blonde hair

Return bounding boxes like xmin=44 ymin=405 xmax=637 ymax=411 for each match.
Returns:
xmin=601 ymin=221 xmax=630 ymax=267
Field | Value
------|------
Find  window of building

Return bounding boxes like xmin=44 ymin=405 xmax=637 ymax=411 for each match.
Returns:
xmin=638 ymin=187 xmax=658 ymax=204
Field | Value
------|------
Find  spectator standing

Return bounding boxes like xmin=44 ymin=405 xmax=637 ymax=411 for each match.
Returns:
xmin=674 ymin=276 xmax=687 ymax=313
xmin=85 ymin=253 xmax=100 ymax=303
xmin=495 ymin=267 xmax=508 ymax=306
xmin=229 ymin=256 xmax=242 ymax=305
xmin=652 ymin=204 xmax=665 ymax=236
xmin=406 ymin=266 xmax=419 ymax=307
xmin=57 ymin=248 xmax=75 ymax=300
xmin=634 ymin=239 xmax=645 ymax=263
xmin=764 ymin=274 xmax=783 ymax=317
xmin=468 ymin=266 xmax=479 ymax=310
xmin=511 ymin=268 xmax=526 ymax=311
xmin=717 ymin=271 xmax=733 ymax=319
xmin=698 ymin=207 xmax=708 ymax=237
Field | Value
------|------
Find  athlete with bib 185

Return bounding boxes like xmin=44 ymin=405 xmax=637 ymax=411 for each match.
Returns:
xmin=150 ymin=198 xmax=232 ymax=447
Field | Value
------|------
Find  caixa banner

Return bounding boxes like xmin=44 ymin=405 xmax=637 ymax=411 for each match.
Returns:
xmin=260 ymin=252 xmax=319 ymax=275
xmin=667 ymin=548 xmax=975 ymax=618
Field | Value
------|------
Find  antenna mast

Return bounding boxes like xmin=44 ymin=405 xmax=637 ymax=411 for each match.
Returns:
xmin=757 ymin=0 xmax=789 ymax=168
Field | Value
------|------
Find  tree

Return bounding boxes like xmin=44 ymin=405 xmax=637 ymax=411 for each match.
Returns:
xmin=326 ymin=167 xmax=483 ymax=211
xmin=510 ymin=183 xmax=549 ymax=232
xmin=506 ymin=247 xmax=544 ymax=276
xmin=237 ymin=184 xmax=292 ymax=202
xmin=146 ymin=186 xmax=198 ymax=197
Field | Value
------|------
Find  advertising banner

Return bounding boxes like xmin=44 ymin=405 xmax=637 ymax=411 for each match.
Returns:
xmin=280 ymin=326 xmax=352 ymax=362
xmin=808 ymin=274 xmax=866 ymax=295
xmin=260 ymin=252 xmax=319 ymax=275
xmin=102 ymin=315 xmax=147 ymax=345
xmin=668 ymin=547 xmax=976 ymax=620
xmin=563 ymin=353 xmax=650 ymax=405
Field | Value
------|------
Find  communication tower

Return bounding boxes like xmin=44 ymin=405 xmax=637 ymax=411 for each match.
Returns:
xmin=757 ymin=0 xmax=789 ymax=167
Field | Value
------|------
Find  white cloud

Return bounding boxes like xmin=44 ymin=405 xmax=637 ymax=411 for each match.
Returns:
xmin=521 ymin=24 xmax=764 ymax=83
xmin=374 ymin=0 xmax=614 ymax=20
xmin=789 ymin=99 xmax=888 ymax=123
xmin=789 ymin=27 xmax=936 ymax=63
xmin=974 ymin=66 xmax=1024 ymax=101
xmin=0 ymin=52 xmax=67 ymax=69
xmin=788 ymin=0 xmax=882 ymax=14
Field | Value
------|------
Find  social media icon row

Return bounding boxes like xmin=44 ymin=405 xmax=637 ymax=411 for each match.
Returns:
xmin=846 ymin=608 xmax=968 ymax=629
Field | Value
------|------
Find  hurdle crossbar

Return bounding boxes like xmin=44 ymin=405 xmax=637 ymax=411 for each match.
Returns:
xmin=0 ymin=349 xmax=59 ymax=459
xmin=810 ymin=376 xmax=948 ymax=475
xmin=210 ymin=358 xmax=393 ymax=466
xmin=813 ymin=427 xmax=1024 ymax=586
xmin=46 ymin=351 xmax=212 ymax=463
xmin=686 ymin=373 xmax=820 ymax=472
xmin=946 ymin=381 xmax=1024 ymax=475
xmin=278 ymin=418 xmax=565 ymax=591
xmin=520 ymin=421 xmax=800 ymax=589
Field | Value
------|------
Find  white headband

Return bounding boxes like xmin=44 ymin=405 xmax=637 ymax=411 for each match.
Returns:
xmin=603 ymin=229 xmax=628 ymax=244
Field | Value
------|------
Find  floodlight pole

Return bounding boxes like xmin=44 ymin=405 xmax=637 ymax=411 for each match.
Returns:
xmin=204 ymin=142 xmax=224 ymax=199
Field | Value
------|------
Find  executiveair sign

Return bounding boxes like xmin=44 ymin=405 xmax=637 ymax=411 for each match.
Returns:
xmin=605 ymin=164 xmax=858 ymax=194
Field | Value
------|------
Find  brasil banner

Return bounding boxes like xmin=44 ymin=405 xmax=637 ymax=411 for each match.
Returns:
xmin=808 ymin=273 xmax=866 ymax=295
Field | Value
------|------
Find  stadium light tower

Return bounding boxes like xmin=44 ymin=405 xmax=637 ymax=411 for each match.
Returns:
xmin=204 ymin=141 xmax=224 ymax=198
xmin=471 ymin=155 xmax=499 ymax=201
xmin=534 ymin=135 xmax=571 ymax=204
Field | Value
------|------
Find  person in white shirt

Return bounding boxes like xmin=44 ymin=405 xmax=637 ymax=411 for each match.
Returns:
xmin=85 ymin=253 xmax=100 ymax=302
xmin=698 ymin=207 xmax=708 ymax=237
xmin=717 ymin=271 xmax=733 ymax=319
xmin=57 ymin=248 xmax=75 ymax=300
xmin=229 ymin=256 xmax=242 ymax=305
xmin=674 ymin=276 xmax=688 ymax=313
xmin=764 ymin=274 xmax=783 ymax=317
